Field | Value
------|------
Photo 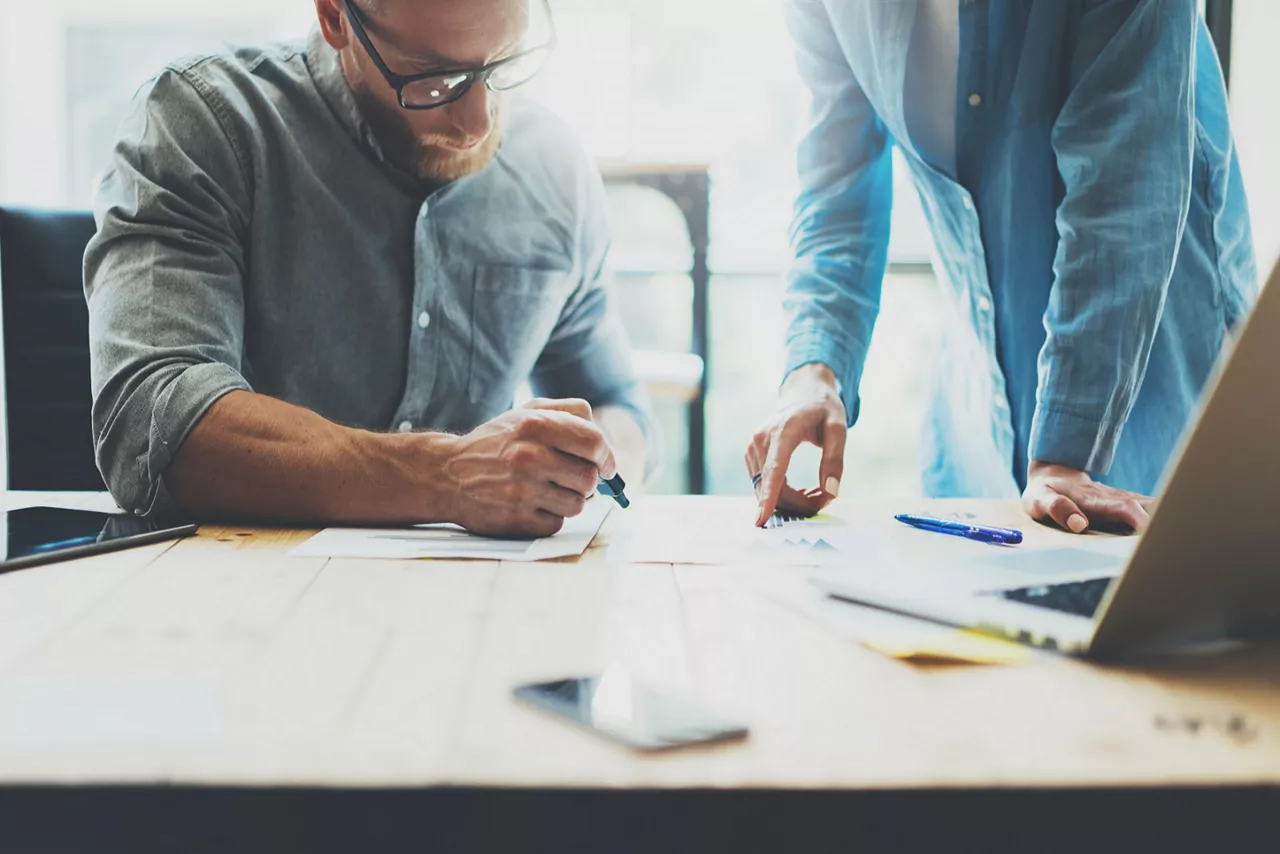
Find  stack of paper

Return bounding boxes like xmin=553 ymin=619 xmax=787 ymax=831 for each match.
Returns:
xmin=742 ymin=567 xmax=1035 ymax=666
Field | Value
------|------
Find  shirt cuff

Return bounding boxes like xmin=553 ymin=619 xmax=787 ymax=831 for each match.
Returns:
xmin=1029 ymin=405 xmax=1127 ymax=477
xmin=143 ymin=362 xmax=252 ymax=517
xmin=600 ymin=392 xmax=664 ymax=483
xmin=784 ymin=327 xmax=865 ymax=427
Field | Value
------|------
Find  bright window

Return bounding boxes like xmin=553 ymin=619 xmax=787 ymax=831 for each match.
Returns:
xmin=1230 ymin=0 xmax=1280 ymax=273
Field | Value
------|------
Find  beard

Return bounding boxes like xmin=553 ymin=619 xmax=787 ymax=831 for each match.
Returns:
xmin=412 ymin=121 xmax=504 ymax=183
xmin=352 ymin=78 xmax=504 ymax=183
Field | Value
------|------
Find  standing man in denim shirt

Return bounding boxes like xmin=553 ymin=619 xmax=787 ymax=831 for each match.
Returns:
xmin=749 ymin=0 xmax=1256 ymax=533
xmin=85 ymin=0 xmax=656 ymax=537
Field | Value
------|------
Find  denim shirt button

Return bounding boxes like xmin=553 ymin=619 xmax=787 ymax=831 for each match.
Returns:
xmin=398 ymin=420 xmax=414 ymax=433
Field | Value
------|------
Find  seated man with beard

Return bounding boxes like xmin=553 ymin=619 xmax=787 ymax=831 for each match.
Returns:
xmin=85 ymin=0 xmax=655 ymax=537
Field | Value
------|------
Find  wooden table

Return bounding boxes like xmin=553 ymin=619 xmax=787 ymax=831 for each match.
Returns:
xmin=0 ymin=493 xmax=1277 ymax=852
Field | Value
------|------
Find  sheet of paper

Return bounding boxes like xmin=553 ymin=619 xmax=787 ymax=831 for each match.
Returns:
xmin=740 ymin=566 xmax=1036 ymax=666
xmin=290 ymin=498 xmax=611 ymax=562
xmin=606 ymin=503 xmax=898 ymax=567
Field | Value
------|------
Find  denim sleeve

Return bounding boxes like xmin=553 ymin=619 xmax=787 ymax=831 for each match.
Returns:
xmin=528 ymin=167 xmax=662 ymax=478
xmin=84 ymin=67 xmax=254 ymax=516
xmin=781 ymin=0 xmax=894 ymax=427
xmin=1033 ymin=0 xmax=1199 ymax=475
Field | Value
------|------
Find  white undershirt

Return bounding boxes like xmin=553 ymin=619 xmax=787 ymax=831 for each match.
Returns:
xmin=903 ymin=0 xmax=961 ymax=179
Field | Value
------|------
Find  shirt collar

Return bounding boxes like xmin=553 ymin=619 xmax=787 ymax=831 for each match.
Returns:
xmin=305 ymin=27 xmax=392 ymax=164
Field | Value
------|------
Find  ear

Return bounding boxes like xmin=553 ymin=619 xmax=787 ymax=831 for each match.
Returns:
xmin=313 ymin=0 xmax=351 ymax=50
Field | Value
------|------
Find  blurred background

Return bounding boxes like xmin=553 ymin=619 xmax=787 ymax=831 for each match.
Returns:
xmin=0 ymin=0 xmax=1275 ymax=498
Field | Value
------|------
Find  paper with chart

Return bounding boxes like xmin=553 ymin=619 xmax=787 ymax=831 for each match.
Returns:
xmin=605 ymin=501 xmax=898 ymax=567
xmin=291 ymin=498 xmax=611 ymax=561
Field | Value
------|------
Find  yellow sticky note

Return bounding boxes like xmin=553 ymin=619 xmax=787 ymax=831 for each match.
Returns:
xmin=863 ymin=630 xmax=1031 ymax=665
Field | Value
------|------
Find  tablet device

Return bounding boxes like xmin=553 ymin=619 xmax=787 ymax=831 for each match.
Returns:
xmin=0 ymin=507 xmax=198 ymax=574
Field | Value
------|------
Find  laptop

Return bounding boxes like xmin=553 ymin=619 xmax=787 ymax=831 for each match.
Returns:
xmin=814 ymin=254 xmax=1280 ymax=660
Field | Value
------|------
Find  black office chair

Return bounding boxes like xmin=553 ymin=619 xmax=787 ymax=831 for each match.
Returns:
xmin=0 ymin=207 xmax=105 ymax=491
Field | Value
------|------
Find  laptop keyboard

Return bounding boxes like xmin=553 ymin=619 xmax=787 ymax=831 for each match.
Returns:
xmin=997 ymin=577 xmax=1113 ymax=619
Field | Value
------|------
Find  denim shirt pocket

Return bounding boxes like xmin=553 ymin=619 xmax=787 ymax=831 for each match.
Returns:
xmin=467 ymin=264 xmax=575 ymax=409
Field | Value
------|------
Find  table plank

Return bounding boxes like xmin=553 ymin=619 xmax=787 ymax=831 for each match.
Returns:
xmin=0 ymin=532 xmax=329 ymax=781
xmin=0 ymin=492 xmax=176 ymax=679
xmin=442 ymin=558 xmax=703 ymax=788
xmin=0 ymin=542 xmax=177 ymax=677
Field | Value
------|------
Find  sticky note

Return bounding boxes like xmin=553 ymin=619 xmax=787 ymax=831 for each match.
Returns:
xmin=862 ymin=629 xmax=1031 ymax=665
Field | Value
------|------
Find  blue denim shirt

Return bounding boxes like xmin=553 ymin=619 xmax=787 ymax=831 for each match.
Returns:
xmin=784 ymin=0 xmax=1257 ymax=498
xmin=85 ymin=30 xmax=655 ymax=515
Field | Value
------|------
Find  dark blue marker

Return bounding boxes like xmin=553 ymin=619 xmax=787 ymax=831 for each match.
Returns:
xmin=596 ymin=474 xmax=631 ymax=509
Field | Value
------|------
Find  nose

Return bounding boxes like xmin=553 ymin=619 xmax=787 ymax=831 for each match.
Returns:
xmin=446 ymin=82 xmax=495 ymax=145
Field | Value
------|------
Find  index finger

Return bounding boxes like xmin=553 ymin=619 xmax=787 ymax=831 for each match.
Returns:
xmin=526 ymin=411 xmax=618 ymax=478
xmin=818 ymin=416 xmax=847 ymax=498
xmin=755 ymin=425 xmax=804 ymax=527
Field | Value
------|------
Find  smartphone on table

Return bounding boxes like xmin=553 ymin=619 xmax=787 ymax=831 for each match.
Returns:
xmin=514 ymin=667 xmax=748 ymax=752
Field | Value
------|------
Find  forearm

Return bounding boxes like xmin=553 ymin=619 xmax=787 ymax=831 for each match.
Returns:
xmin=1037 ymin=0 xmax=1197 ymax=475
xmin=594 ymin=405 xmax=647 ymax=489
xmin=165 ymin=390 xmax=456 ymax=524
xmin=783 ymin=0 xmax=891 ymax=428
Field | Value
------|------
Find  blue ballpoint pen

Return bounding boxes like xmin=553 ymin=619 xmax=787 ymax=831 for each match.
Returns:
xmin=894 ymin=513 xmax=1023 ymax=545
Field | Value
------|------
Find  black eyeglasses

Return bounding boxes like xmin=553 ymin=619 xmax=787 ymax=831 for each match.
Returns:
xmin=340 ymin=0 xmax=558 ymax=111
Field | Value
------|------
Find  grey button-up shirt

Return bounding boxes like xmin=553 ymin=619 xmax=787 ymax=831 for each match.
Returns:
xmin=85 ymin=30 xmax=654 ymax=515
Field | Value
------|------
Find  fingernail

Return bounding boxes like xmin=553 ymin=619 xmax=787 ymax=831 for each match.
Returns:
xmin=825 ymin=477 xmax=841 ymax=498
xmin=1068 ymin=514 xmax=1089 ymax=534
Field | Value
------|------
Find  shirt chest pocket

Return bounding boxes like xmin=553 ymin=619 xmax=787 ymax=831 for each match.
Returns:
xmin=468 ymin=264 xmax=575 ymax=408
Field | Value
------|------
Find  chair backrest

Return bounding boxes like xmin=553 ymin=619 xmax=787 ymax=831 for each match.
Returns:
xmin=0 ymin=207 xmax=104 ymax=491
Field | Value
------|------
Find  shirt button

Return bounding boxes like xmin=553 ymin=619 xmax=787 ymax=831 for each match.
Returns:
xmin=417 ymin=311 xmax=431 ymax=330
xmin=968 ymin=92 xmax=983 ymax=107
xmin=978 ymin=296 xmax=992 ymax=313
xmin=962 ymin=197 xmax=973 ymax=211
xmin=398 ymin=421 xmax=414 ymax=433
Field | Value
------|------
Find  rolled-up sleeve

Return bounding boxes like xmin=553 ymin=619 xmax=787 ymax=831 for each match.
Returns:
xmin=1033 ymin=0 xmax=1198 ymax=474
xmin=528 ymin=167 xmax=660 ymax=475
xmin=84 ymin=66 xmax=254 ymax=516
xmin=782 ymin=0 xmax=894 ymax=426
